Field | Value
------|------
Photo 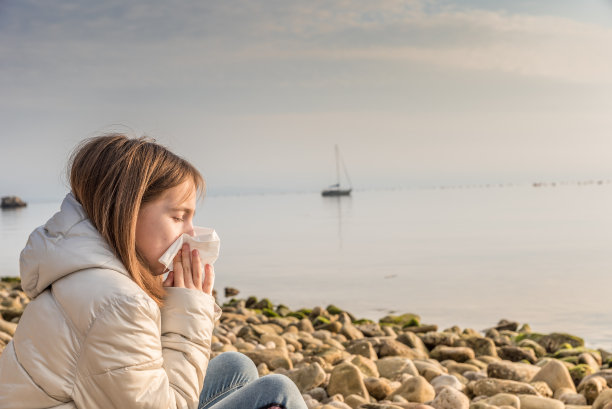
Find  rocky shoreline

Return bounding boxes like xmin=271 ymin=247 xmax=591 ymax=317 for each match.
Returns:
xmin=1 ymin=277 xmax=611 ymax=409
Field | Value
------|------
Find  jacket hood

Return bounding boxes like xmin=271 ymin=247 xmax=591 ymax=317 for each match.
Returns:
xmin=20 ymin=193 xmax=129 ymax=298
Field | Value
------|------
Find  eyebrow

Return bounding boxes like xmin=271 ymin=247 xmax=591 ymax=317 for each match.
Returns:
xmin=170 ymin=207 xmax=195 ymax=215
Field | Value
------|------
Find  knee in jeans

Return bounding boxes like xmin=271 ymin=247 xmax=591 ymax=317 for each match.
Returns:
xmin=213 ymin=351 xmax=258 ymax=380
xmin=258 ymin=374 xmax=300 ymax=395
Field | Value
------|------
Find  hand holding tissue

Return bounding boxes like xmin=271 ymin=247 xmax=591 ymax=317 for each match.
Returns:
xmin=158 ymin=227 xmax=220 ymax=274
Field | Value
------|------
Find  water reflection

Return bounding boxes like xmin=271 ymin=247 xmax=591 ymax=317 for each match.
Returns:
xmin=321 ymin=195 xmax=352 ymax=250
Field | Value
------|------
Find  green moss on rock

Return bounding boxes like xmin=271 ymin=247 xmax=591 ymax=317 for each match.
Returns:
xmin=263 ymin=308 xmax=280 ymax=318
xmin=326 ymin=304 xmax=343 ymax=315
xmin=569 ymin=364 xmax=594 ymax=385
xmin=379 ymin=313 xmax=420 ymax=327
xmin=0 ymin=277 xmax=20 ymax=283
xmin=352 ymin=319 xmax=374 ymax=325
xmin=312 ymin=316 xmax=330 ymax=326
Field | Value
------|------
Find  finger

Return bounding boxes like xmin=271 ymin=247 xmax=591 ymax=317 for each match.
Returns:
xmin=173 ymin=250 xmax=185 ymax=288
xmin=163 ymin=270 xmax=174 ymax=287
xmin=202 ymin=264 xmax=215 ymax=295
xmin=192 ymin=249 xmax=202 ymax=291
xmin=182 ymin=243 xmax=194 ymax=289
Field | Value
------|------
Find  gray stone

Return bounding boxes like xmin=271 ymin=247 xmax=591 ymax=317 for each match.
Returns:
xmin=430 ymin=346 xmax=475 ymax=363
xmin=351 ymin=355 xmax=379 ymax=378
xmin=487 ymin=360 xmax=540 ymax=382
xmin=471 ymin=378 xmax=539 ymax=397
xmin=430 ymin=374 xmax=465 ymax=394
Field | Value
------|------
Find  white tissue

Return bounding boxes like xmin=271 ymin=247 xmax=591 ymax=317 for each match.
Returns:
xmin=158 ymin=226 xmax=220 ymax=275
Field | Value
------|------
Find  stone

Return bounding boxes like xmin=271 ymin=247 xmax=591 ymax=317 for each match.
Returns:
xmin=484 ymin=393 xmax=520 ymax=408
xmin=413 ymin=360 xmax=446 ymax=381
xmin=558 ymin=390 xmax=587 ymax=405
xmin=397 ymin=332 xmax=430 ymax=357
xmin=364 ymin=377 xmax=395 ymax=400
xmin=464 ymin=337 xmax=498 ymax=357
xmin=344 ymin=394 xmax=368 ymax=409
xmin=376 ymin=357 xmax=419 ymax=380
xmin=430 ymin=346 xmax=475 ymax=363
xmin=1 ymin=196 xmax=27 ymax=208
xmin=430 ymin=386 xmax=469 ymax=409
xmin=341 ymin=321 xmax=365 ymax=341
xmin=0 ymin=319 xmax=17 ymax=336
xmin=538 ymin=333 xmax=584 ymax=353
xmin=351 ymin=355 xmax=380 ymax=378
xmin=518 ymin=339 xmax=547 ymax=357
xmin=471 ymin=378 xmax=539 ymax=396
xmin=327 ymin=362 xmax=369 ymax=399
xmin=307 ymin=387 xmax=328 ymax=401
xmin=378 ymin=339 xmax=424 ymax=359
xmin=498 ymin=346 xmax=537 ymax=363
xmin=245 ymin=348 xmax=293 ymax=370
xmin=487 ymin=360 xmax=540 ymax=382
xmin=517 ymin=394 xmax=564 ymax=409
xmin=530 ymin=380 xmax=553 ymax=397
xmin=592 ymin=388 xmax=612 ymax=409
xmin=387 ymin=375 xmax=435 ymax=403
xmin=430 ymin=374 xmax=464 ymax=394
xmin=287 ymin=362 xmax=326 ymax=392
xmin=347 ymin=341 xmax=378 ymax=360
xmin=530 ymin=358 xmax=576 ymax=393
xmin=578 ymin=375 xmax=608 ymax=404
xmin=317 ymin=347 xmax=346 ymax=365
xmin=419 ymin=332 xmax=460 ymax=350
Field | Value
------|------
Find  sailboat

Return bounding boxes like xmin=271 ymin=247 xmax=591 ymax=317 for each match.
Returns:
xmin=322 ymin=145 xmax=352 ymax=197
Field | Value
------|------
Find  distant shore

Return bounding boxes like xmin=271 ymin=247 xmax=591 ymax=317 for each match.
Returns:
xmin=1 ymin=277 xmax=611 ymax=408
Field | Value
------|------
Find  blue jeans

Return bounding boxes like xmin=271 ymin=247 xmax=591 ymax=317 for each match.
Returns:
xmin=198 ymin=352 xmax=307 ymax=409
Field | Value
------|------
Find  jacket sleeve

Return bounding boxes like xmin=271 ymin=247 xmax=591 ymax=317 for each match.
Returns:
xmin=73 ymin=288 xmax=221 ymax=409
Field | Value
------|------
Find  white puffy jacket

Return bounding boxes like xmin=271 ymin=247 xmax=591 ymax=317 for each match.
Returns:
xmin=0 ymin=193 xmax=221 ymax=409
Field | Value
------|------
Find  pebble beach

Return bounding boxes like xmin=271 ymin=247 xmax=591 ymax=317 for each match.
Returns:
xmin=1 ymin=277 xmax=611 ymax=409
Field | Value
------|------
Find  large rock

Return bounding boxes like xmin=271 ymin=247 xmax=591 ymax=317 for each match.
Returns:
xmin=593 ymin=389 xmax=612 ymax=409
xmin=364 ymin=377 xmax=395 ymax=400
xmin=378 ymin=339 xmax=425 ymax=359
xmin=376 ymin=357 xmax=419 ymax=380
xmin=464 ymin=337 xmax=498 ymax=357
xmin=483 ymin=392 xmax=520 ymax=408
xmin=430 ymin=346 xmax=474 ymax=363
xmin=327 ymin=362 xmax=369 ymax=399
xmin=498 ymin=346 xmax=537 ymax=363
xmin=245 ymin=348 xmax=293 ymax=370
xmin=347 ymin=341 xmax=378 ymax=360
xmin=530 ymin=359 xmax=576 ymax=393
xmin=578 ymin=375 xmax=608 ymax=404
xmin=430 ymin=374 xmax=465 ymax=394
xmin=471 ymin=378 xmax=539 ymax=397
xmin=387 ymin=375 xmax=435 ymax=403
xmin=430 ymin=386 xmax=469 ymax=409
xmin=351 ymin=355 xmax=379 ymax=378
xmin=538 ymin=333 xmax=584 ymax=353
xmin=487 ymin=360 xmax=540 ymax=382
xmin=397 ymin=331 xmax=430 ymax=357
xmin=286 ymin=362 xmax=326 ymax=392
xmin=1 ymin=196 xmax=27 ymax=208
xmin=518 ymin=394 xmax=564 ymax=409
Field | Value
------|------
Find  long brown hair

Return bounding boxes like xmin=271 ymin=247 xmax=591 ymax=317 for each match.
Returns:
xmin=68 ymin=134 xmax=204 ymax=305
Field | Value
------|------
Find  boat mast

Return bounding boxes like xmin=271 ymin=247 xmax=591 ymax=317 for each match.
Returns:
xmin=335 ymin=144 xmax=340 ymax=187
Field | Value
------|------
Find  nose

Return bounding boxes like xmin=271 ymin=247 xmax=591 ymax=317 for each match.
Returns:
xmin=185 ymin=222 xmax=195 ymax=237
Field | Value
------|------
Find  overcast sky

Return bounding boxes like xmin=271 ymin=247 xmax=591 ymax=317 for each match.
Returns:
xmin=1 ymin=0 xmax=612 ymax=200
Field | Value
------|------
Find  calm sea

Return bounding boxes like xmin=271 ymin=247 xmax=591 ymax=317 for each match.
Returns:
xmin=2 ymin=184 xmax=611 ymax=350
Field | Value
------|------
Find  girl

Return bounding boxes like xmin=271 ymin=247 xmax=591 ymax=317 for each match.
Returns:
xmin=0 ymin=134 xmax=306 ymax=409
